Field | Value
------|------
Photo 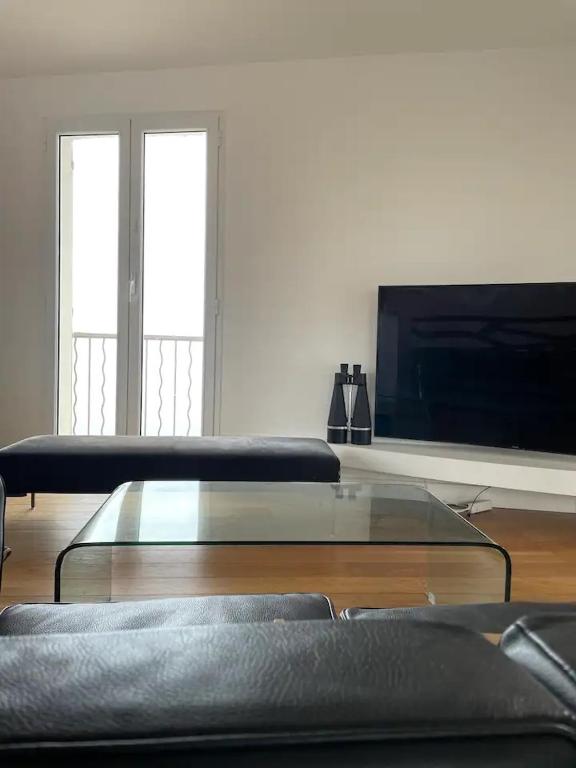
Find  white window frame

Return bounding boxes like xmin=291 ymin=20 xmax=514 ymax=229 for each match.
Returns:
xmin=48 ymin=112 xmax=222 ymax=437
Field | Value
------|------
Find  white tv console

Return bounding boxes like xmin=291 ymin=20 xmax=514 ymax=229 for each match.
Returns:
xmin=332 ymin=439 xmax=576 ymax=512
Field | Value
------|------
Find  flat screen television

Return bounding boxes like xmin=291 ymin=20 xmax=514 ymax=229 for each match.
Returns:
xmin=375 ymin=283 xmax=576 ymax=455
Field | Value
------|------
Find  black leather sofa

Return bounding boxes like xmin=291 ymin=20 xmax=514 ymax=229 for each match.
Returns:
xmin=2 ymin=592 xmax=576 ymax=766
xmin=341 ymin=600 xmax=576 ymax=632
xmin=0 ymin=592 xmax=336 ymax=634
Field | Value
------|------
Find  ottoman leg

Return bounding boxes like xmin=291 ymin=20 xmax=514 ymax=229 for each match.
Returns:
xmin=30 ymin=492 xmax=36 ymax=510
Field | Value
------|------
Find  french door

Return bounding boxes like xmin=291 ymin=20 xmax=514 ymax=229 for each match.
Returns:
xmin=55 ymin=113 xmax=220 ymax=437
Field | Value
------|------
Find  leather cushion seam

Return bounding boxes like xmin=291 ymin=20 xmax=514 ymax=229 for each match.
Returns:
xmin=0 ymin=721 xmax=573 ymax=753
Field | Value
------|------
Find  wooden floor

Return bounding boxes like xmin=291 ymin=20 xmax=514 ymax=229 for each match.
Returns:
xmin=2 ymin=493 xmax=576 ymax=612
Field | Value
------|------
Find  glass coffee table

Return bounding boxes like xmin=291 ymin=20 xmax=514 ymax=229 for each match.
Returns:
xmin=55 ymin=481 xmax=511 ymax=606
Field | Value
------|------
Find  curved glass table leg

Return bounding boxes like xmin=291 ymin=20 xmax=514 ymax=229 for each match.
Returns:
xmin=425 ymin=544 xmax=511 ymax=605
xmin=55 ymin=545 xmax=113 ymax=603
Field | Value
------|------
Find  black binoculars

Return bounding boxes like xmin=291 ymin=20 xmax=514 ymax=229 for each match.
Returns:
xmin=327 ymin=363 xmax=372 ymax=445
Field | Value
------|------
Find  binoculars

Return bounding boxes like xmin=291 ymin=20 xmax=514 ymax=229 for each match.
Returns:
xmin=327 ymin=363 xmax=372 ymax=445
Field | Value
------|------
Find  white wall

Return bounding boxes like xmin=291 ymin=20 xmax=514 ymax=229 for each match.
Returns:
xmin=1 ymin=48 xmax=576 ymax=446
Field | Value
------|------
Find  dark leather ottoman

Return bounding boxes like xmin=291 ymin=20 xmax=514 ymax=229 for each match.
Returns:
xmin=0 ymin=593 xmax=335 ymax=636
xmin=0 ymin=435 xmax=340 ymax=496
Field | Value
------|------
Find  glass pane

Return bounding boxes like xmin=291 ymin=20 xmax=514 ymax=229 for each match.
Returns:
xmin=56 ymin=543 xmax=424 ymax=606
xmin=68 ymin=482 xmax=498 ymax=545
xmin=141 ymin=131 xmax=207 ymax=436
xmin=57 ymin=134 xmax=119 ymax=435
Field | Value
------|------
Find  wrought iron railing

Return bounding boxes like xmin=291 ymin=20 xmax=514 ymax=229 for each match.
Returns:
xmin=70 ymin=332 xmax=202 ymax=436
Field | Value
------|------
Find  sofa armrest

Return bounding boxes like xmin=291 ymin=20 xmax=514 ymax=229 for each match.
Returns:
xmin=501 ymin=613 xmax=576 ymax=711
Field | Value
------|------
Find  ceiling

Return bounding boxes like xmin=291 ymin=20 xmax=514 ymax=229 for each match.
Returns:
xmin=1 ymin=0 xmax=576 ymax=79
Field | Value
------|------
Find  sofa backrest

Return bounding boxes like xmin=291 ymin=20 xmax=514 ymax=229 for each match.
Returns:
xmin=1 ymin=618 xmax=575 ymax=766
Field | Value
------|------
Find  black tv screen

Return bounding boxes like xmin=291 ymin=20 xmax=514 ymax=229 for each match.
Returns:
xmin=375 ymin=283 xmax=576 ymax=455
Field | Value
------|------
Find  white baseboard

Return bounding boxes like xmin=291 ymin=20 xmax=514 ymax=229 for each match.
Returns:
xmin=339 ymin=465 xmax=576 ymax=513
xmin=332 ymin=439 xmax=576 ymax=510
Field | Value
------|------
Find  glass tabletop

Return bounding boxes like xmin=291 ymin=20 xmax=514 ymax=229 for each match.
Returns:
xmin=56 ymin=481 xmax=511 ymax=605
xmin=67 ymin=480 xmax=500 ymax=547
